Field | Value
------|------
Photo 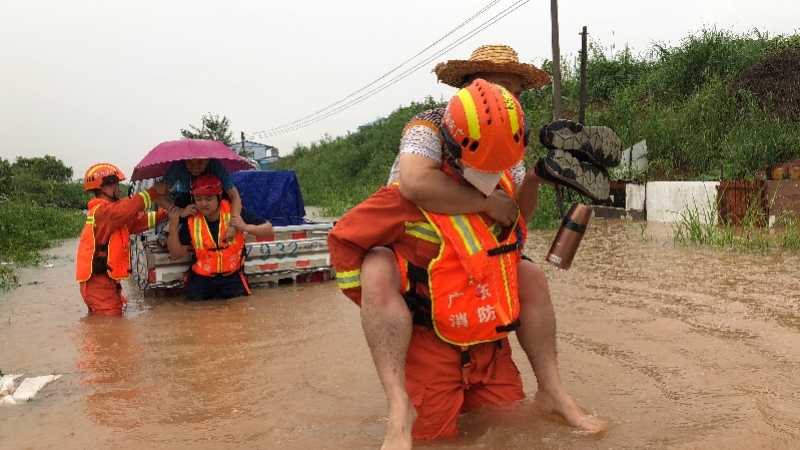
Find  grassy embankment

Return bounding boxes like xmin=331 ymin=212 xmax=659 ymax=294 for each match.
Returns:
xmin=0 ymin=156 xmax=89 ymax=290
xmin=273 ymin=28 xmax=800 ymax=242
xmin=672 ymin=190 xmax=800 ymax=250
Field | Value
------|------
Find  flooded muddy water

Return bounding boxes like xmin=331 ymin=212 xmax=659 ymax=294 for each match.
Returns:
xmin=2 ymin=219 xmax=800 ymax=449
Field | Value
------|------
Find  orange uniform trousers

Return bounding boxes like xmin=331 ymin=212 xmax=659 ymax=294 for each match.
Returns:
xmin=406 ymin=325 xmax=525 ymax=440
xmin=79 ymin=274 xmax=127 ymax=316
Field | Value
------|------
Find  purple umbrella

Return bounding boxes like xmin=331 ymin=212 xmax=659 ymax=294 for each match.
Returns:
xmin=131 ymin=139 xmax=255 ymax=181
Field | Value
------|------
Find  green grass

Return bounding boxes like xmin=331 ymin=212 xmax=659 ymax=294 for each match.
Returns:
xmin=671 ymin=188 xmax=800 ymax=250
xmin=0 ymin=199 xmax=84 ymax=290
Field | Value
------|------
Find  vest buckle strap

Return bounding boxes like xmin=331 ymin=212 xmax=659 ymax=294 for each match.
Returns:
xmin=402 ymin=291 xmax=431 ymax=312
xmin=460 ymin=347 xmax=472 ymax=388
xmin=91 ymin=255 xmax=110 ymax=274
xmin=486 ymin=243 xmax=519 ymax=256
xmin=460 ymin=347 xmax=471 ymax=367
xmin=406 ymin=263 xmax=429 ymax=286
xmin=403 ymin=292 xmax=434 ymax=329
xmin=411 ymin=310 xmax=433 ymax=329
xmin=495 ymin=318 xmax=521 ymax=333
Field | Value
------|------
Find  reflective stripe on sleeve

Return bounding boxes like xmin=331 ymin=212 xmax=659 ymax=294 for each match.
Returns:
xmin=405 ymin=221 xmax=441 ymax=244
xmin=86 ymin=205 xmax=100 ymax=226
xmin=138 ymin=191 xmax=152 ymax=210
xmin=336 ymin=269 xmax=361 ymax=290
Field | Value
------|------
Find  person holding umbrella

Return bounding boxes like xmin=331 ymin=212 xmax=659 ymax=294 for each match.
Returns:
xmin=165 ymin=174 xmax=274 ymax=301
xmin=155 ymin=158 xmax=244 ymax=241
xmin=131 ymin=140 xmax=254 ymax=243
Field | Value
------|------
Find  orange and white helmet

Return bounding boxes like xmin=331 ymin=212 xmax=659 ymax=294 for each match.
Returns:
xmin=441 ymin=79 xmax=528 ymax=195
xmin=84 ymin=163 xmax=126 ymax=191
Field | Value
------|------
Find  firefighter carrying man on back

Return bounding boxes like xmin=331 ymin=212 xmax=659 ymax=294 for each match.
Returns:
xmin=328 ymin=80 xmax=604 ymax=448
xmin=76 ymin=163 xmax=168 ymax=316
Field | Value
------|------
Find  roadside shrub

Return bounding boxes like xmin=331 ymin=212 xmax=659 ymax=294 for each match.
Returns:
xmin=0 ymin=199 xmax=84 ymax=267
xmin=9 ymin=173 xmax=89 ymax=209
xmin=2 ymin=155 xmax=90 ymax=208
xmin=0 ymin=158 xmax=12 ymax=197
xmin=647 ymin=27 xmax=772 ymax=104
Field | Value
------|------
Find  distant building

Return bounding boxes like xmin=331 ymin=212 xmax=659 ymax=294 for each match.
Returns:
xmin=357 ymin=117 xmax=387 ymax=133
xmin=230 ymin=140 xmax=280 ymax=170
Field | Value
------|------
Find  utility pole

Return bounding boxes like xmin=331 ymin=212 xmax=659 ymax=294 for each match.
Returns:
xmin=579 ymin=26 xmax=588 ymax=125
xmin=550 ymin=0 xmax=562 ymax=120
xmin=240 ymin=131 xmax=247 ymax=158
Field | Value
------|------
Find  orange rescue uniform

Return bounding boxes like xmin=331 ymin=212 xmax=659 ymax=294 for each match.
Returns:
xmin=76 ymin=188 xmax=166 ymax=316
xmin=327 ymin=179 xmax=526 ymax=440
xmin=187 ymin=199 xmax=246 ymax=276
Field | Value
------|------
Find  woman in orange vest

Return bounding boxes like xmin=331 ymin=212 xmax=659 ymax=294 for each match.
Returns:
xmin=76 ymin=163 xmax=168 ymax=316
xmin=166 ymin=174 xmax=274 ymax=301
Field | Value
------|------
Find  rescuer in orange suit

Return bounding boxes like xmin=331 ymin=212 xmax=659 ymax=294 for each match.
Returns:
xmin=328 ymin=80 xmax=603 ymax=447
xmin=166 ymin=174 xmax=274 ymax=301
xmin=76 ymin=163 xmax=168 ymax=316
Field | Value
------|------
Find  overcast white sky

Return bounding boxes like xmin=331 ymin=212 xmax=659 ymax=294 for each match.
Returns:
xmin=1 ymin=0 xmax=798 ymax=178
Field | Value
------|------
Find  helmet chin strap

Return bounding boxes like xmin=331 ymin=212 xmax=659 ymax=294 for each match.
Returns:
xmin=99 ymin=187 xmax=119 ymax=202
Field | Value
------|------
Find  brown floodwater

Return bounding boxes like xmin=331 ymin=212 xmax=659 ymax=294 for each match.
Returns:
xmin=2 ymin=219 xmax=800 ymax=449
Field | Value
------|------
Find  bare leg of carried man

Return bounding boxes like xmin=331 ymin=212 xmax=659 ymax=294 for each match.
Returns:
xmin=360 ymin=248 xmax=417 ymax=450
xmin=516 ymin=261 xmax=605 ymax=432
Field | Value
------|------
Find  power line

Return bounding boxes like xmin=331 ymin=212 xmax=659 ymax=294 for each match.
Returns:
xmin=248 ymin=0 xmax=503 ymax=137
xmin=249 ymin=0 xmax=530 ymax=139
xmin=247 ymin=0 xmax=531 ymax=140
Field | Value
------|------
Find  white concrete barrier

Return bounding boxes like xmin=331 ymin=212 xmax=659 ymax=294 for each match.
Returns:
xmin=625 ymin=183 xmax=646 ymax=211
xmin=646 ymin=181 xmax=719 ymax=223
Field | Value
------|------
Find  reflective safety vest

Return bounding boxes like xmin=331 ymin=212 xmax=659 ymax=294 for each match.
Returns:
xmin=188 ymin=200 xmax=246 ymax=276
xmin=76 ymin=200 xmax=131 ymax=282
xmin=401 ymin=172 xmax=527 ymax=347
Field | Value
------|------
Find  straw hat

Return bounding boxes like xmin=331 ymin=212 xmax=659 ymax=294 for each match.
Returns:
xmin=433 ymin=44 xmax=551 ymax=90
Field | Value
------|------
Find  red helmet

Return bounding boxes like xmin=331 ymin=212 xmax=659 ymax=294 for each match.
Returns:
xmin=191 ymin=174 xmax=223 ymax=196
xmin=440 ymin=79 xmax=528 ymax=195
xmin=84 ymin=163 xmax=126 ymax=191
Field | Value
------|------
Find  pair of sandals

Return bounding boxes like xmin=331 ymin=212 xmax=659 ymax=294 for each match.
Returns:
xmin=534 ymin=120 xmax=622 ymax=201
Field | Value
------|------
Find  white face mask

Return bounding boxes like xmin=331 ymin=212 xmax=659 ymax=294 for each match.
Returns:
xmin=461 ymin=165 xmax=503 ymax=197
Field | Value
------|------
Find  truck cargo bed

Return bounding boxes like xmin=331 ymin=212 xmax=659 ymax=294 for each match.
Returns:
xmin=130 ymin=221 xmax=336 ymax=293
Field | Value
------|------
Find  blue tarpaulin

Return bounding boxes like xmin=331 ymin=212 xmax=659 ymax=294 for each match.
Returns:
xmin=230 ymin=170 xmax=306 ymax=226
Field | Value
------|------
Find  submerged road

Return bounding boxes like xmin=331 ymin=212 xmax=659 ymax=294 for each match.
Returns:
xmin=1 ymin=220 xmax=800 ymax=449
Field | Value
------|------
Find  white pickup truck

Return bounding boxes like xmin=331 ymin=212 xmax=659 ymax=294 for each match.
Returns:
xmin=129 ymin=170 xmax=336 ymax=293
